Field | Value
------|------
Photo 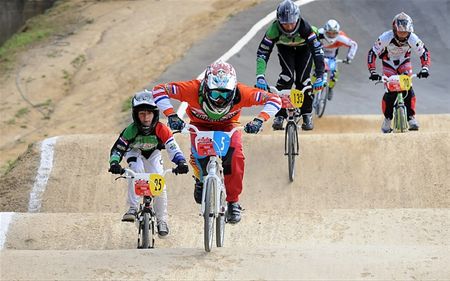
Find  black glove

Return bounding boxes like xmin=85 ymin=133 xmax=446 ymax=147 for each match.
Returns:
xmin=109 ymin=161 xmax=123 ymax=174
xmin=174 ymin=160 xmax=189 ymax=175
xmin=369 ymin=71 xmax=382 ymax=81
xmin=244 ymin=118 xmax=264 ymax=134
xmin=417 ymin=67 xmax=429 ymax=79
xmin=168 ymin=114 xmax=185 ymax=131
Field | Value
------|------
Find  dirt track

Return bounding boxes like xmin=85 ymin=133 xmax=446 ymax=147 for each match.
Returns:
xmin=1 ymin=115 xmax=450 ymax=280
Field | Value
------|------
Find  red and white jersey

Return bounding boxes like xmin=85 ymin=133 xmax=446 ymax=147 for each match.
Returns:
xmin=318 ymin=29 xmax=358 ymax=60
xmin=368 ymin=30 xmax=430 ymax=71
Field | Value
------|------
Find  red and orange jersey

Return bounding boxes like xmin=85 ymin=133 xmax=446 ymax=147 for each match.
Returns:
xmin=152 ymin=79 xmax=281 ymax=126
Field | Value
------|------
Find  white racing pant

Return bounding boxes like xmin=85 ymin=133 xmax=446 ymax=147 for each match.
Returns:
xmin=125 ymin=149 xmax=168 ymax=224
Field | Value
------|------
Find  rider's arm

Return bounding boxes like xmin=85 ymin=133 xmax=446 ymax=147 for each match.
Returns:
xmin=152 ymin=80 xmax=201 ymax=116
xmin=256 ymin=21 xmax=280 ymax=76
xmin=299 ymin=20 xmax=325 ymax=78
xmin=337 ymin=32 xmax=358 ymax=60
xmin=237 ymin=83 xmax=282 ymax=121
xmin=368 ymin=32 xmax=389 ymax=72
xmin=408 ymin=33 xmax=431 ymax=68
xmin=154 ymin=122 xmax=186 ymax=164
xmin=109 ymin=124 xmax=136 ymax=164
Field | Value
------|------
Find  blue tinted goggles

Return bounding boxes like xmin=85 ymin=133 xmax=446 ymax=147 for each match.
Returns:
xmin=210 ymin=89 xmax=233 ymax=100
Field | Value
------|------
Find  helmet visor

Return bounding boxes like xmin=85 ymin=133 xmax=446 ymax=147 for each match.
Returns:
xmin=395 ymin=19 xmax=411 ymax=32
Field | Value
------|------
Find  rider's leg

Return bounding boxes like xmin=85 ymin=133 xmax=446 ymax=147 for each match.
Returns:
xmin=273 ymin=45 xmax=296 ymax=130
xmin=404 ymin=87 xmax=419 ymax=130
xmin=189 ymin=131 xmax=209 ymax=204
xmin=122 ymin=150 xmax=145 ymax=222
xmin=222 ymin=130 xmax=245 ymax=224
xmin=293 ymin=46 xmax=314 ymax=130
xmin=142 ymin=150 xmax=169 ymax=235
xmin=381 ymin=92 xmax=396 ymax=133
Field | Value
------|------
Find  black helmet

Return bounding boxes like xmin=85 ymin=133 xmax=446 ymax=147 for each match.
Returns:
xmin=276 ymin=0 xmax=301 ymax=37
xmin=131 ymin=90 xmax=159 ymax=135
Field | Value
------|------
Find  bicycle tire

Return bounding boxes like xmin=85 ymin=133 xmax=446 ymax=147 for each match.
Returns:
xmin=138 ymin=212 xmax=150 ymax=249
xmin=394 ymin=106 xmax=408 ymax=133
xmin=216 ymin=188 xmax=226 ymax=247
xmin=204 ymin=178 xmax=214 ymax=252
xmin=317 ymin=87 xmax=328 ymax=118
xmin=287 ymin=123 xmax=297 ymax=182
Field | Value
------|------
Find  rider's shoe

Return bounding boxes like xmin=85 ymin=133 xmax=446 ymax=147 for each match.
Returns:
xmin=194 ymin=178 xmax=203 ymax=204
xmin=226 ymin=202 xmax=242 ymax=224
xmin=157 ymin=221 xmax=169 ymax=238
xmin=122 ymin=206 xmax=137 ymax=222
xmin=272 ymin=116 xmax=285 ymax=131
xmin=327 ymin=87 xmax=334 ymax=100
xmin=408 ymin=117 xmax=419 ymax=131
xmin=301 ymin=114 xmax=314 ymax=131
xmin=381 ymin=118 xmax=393 ymax=133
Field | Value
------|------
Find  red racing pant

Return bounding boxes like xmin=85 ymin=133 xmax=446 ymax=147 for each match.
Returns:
xmin=189 ymin=123 xmax=245 ymax=203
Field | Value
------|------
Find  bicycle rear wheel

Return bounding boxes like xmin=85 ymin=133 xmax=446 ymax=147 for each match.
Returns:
xmin=317 ymin=87 xmax=328 ymax=118
xmin=286 ymin=122 xmax=297 ymax=182
xmin=216 ymin=188 xmax=226 ymax=247
xmin=203 ymin=179 xmax=214 ymax=252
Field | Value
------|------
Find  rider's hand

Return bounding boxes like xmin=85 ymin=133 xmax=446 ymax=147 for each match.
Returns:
xmin=174 ymin=160 xmax=189 ymax=175
xmin=417 ymin=67 xmax=429 ymax=79
xmin=343 ymin=57 xmax=352 ymax=64
xmin=312 ymin=77 xmax=324 ymax=92
xmin=255 ymin=75 xmax=268 ymax=91
xmin=244 ymin=118 xmax=264 ymax=134
xmin=168 ymin=114 xmax=185 ymax=131
xmin=109 ymin=161 xmax=123 ymax=175
xmin=369 ymin=71 xmax=382 ymax=81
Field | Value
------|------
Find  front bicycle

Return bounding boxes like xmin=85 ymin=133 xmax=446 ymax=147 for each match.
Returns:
xmin=377 ymin=74 xmax=417 ymax=133
xmin=181 ymin=123 xmax=240 ymax=252
xmin=117 ymin=168 xmax=173 ymax=249
xmin=270 ymin=86 xmax=303 ymax=182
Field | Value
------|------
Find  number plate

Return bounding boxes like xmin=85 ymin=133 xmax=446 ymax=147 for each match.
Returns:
xmin=134 ymin=174 xmax=166 ymax=197
xmin=290 ymin=89 xmax=304 ymax=108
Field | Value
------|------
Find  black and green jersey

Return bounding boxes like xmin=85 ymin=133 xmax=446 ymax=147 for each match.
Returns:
xmin=256 ymin=19 xmax=324 ymax=77
xmin=109 ymin=122 xmax=185 ymax=165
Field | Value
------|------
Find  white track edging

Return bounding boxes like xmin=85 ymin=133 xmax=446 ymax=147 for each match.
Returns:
xmin=28 ymin=136 xmax=59 ymax=212
xmin=177 ymin=0 xmax=316 ymax=117
xmin=0 ymin=212 xmax=14 ymax=250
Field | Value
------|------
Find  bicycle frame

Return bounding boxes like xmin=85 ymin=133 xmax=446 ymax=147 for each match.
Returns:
xmin=118 ymin=168 xmax=172 ymax=248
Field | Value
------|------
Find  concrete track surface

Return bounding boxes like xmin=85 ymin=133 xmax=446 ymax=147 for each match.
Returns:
xmin=1 ymin=115 xmax=450 ymax=280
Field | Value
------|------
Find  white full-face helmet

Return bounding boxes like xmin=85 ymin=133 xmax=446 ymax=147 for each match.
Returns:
xmin=323 ymin=19 xmax=340 ymax=44
xmin=392 ymin=12 xmax=414 ymax=43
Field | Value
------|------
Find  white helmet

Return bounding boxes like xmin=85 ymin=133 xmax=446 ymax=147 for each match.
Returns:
xmin=323 ymin=19 xmax=340 ymax=44
xmin=392 ymin=12 xmax=413 ymax=43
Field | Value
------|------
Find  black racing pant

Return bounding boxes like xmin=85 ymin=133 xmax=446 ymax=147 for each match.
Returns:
xmin=275 ymin=44 xmax=313 ymax=118
xmin=382 ymin=88 xmax=416 ymax=120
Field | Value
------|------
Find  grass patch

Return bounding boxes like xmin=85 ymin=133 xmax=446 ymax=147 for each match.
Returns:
xmin=15 ymin=107 xmax=29 ymax=118
xmin=2 ymin=158 xmax=19 ymax=175
xmin=122 ymin=96 xmax=132 ymax=112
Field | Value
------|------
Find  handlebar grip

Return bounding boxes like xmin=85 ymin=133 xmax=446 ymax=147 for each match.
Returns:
xmin=120 ymin=168 xmax=126 ymax=175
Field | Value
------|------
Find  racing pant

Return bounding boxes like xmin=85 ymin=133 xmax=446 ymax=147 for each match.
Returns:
xmin=381 ymin=60 xmax=416 ymax=119
xmin=275 ymin=44 xmax=313 ymax=118
xmin=189 ymin=123 xmax=245 ymax=203
xmin=125 ymin=149 xmax=168 ymax=224
xmin=382 ymin=88 xmax=416 ymax=120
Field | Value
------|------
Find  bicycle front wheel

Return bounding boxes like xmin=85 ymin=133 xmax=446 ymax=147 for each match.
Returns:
xmin=216 ymin=188 xmax=226 ymax=247
xmin=317 ymin=87 xmax=328 ymax=118
xmin=138 ymin=212 xmax=152 ymax=249
xmin=394 ymin=106 xmax=408 ymax=133
xmin=203 ymin=179 xmax=215 ymax=252
xmin=286 ymin=122 xmax=297 ymax=182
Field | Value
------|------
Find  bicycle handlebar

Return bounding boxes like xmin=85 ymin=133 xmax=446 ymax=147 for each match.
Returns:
xmin=180 ymin=123 xmax=242 ymax=136
xmin=119 ymin=168 xmax=175 ymax=178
